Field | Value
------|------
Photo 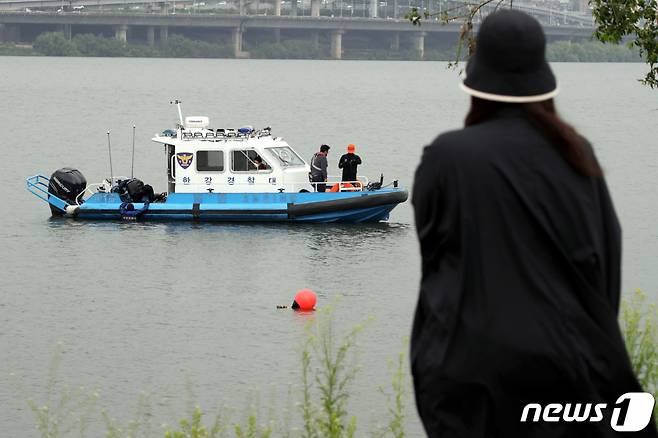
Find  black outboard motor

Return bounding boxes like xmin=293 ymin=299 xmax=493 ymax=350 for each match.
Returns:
xmin=48 ymin=168 xmax=87 ymax=216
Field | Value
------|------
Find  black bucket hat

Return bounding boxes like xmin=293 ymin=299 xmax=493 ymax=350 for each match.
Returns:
xmin=460 ymin=9 xmax=558 ymax=103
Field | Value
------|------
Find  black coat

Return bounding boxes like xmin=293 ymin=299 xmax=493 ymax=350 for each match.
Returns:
xmin=338 ymin=153 xmax=361 ymax=182
xmin=411 ymin=108 xmax=656 ymax=437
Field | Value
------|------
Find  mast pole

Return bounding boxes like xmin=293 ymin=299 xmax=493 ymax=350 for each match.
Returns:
xmin=131 ymin=125 xmax=136 ymax=178
xmin=107 ymin=131 xmax=114 ymax=184
xmin=170 ymin=99 xmax=184 ymax=127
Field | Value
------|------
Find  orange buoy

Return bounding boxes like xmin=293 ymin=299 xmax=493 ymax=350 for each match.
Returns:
xmin=292 ymin=288 xmax=317 ymax=311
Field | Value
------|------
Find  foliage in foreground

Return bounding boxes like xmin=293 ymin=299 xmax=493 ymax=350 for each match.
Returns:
xmin=22 ymin=291 xmax=658 ymax=436
xmin=25 ymin=305 xmax=409 ymax=438
xmin=406 ymin=0 xmax=658 ymax=87
xmin=620 ymin=289 xmax=658 ymax=421
xmin=591 ymin=0 xmax=658 ymax=88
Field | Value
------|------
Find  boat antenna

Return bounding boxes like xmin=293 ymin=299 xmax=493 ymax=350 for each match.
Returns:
xmin=130 ymin=125 xmax=136 ymax=178
xmin=170 ymin=99 xmax=184 ymax=127
xmin=107 ymin=130 xmax=114 ymax=185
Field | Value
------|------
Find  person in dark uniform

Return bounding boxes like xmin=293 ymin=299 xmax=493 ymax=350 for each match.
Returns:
xmin=310 ymin=144 xmax=330 ymax=192
xmin=338 ymin=143 xmax=362 ymax=183
xmin=411 ymin=10 xmax=657 ymax=438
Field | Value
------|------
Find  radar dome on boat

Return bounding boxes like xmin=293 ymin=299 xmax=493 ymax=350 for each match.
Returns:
xmin=184 ymin=116 xmax=210 ymax=129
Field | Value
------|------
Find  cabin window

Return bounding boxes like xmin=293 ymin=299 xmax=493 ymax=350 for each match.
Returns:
xmin=231 ymin=150 xmax=271 ymax=172
xmin=266 ymin=147 xmax=305 ymax=167
xmin=197 ymin=150 xmax=224 ymax=172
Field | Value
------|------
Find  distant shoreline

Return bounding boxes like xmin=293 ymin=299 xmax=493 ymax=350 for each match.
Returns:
xmin=0 ymin=35 xmax=644 ymax=62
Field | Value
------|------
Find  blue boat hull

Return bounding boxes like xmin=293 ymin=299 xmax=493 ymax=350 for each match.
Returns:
xmin=72 ymin=189 xmax=408 ymax=223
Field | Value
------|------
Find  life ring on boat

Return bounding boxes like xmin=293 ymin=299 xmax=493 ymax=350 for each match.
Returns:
xmin=329 ymin=182 xmax=355 ymax=193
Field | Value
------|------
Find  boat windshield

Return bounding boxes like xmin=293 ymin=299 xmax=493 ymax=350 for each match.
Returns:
xmin=266 ymin=147 xmax=305 ymax=167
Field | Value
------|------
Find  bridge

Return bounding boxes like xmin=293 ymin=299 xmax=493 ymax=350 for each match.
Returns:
xmin=0 ymin=0 xmax=595 ymax=25
xmin=0 ymin=7 xmax=595 ymax=59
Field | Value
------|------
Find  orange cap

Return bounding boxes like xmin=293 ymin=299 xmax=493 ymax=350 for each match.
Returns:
xmin=347 ymin=144 xmax=356 ymax=153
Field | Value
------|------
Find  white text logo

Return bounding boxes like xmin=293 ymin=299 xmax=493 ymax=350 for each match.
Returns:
xmin=520 ymin=392 xmax=655 ymax=432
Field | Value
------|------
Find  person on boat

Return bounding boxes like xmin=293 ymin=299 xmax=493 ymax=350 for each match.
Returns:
xmin=338 ymin=144 xmax=362 ymax=184
xmin=411 ymin=10 xmax=657 ymax=438
xmin=253 ymin=155 xmax=269 ymax=170
xmin=310 ymin=144 xmax=330 ymax=192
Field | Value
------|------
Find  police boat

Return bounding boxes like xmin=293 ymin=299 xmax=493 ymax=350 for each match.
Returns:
xmin=26 ymin=109 xmax=408 ymax=223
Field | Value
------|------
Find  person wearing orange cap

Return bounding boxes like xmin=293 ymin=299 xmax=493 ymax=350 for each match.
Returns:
xmin=338 ymin=144 xmax=362 ymax=183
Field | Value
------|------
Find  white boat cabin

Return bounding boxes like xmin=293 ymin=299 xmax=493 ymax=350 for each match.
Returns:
xmin=152 ymin=116 xmax=314 ymax=194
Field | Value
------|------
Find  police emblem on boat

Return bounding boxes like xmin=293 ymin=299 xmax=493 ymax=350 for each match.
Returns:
xmin=176 ymin=152 xmax=193 ymax=169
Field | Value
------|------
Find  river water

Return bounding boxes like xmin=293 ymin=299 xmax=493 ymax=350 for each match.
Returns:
xmin=1 ymin=58 xmax=657 ymax=437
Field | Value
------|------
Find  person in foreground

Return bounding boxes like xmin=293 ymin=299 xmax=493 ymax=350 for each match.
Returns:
xmin=411 ymin=10 xmax=657 ymax=438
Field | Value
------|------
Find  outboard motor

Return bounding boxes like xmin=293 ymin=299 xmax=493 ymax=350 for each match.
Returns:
xmin=48 ymin=168 xmax=86 ymax=216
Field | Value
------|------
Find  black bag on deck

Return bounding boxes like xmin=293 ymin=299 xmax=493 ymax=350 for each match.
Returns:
xmin=114 ymin=178 xmax=155 ymax=203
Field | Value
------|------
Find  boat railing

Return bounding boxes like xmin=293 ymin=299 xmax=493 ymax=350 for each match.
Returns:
xmin=74 ymin=177 xmax=131 ymax=204
xmin=76 ymin=180 xmax=109 ymax=205
xmin=305 ymin=176 xmax=369 ymax=193
xmin=171 ymin=177 xmax=369 ymax=193
xmin=26 ymin=175 xmax=128 ymax=211
xmin=26 ymin=174 xmax=69 ymax=211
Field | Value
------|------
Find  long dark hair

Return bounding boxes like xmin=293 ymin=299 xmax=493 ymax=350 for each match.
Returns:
xmin=464 ymin=97 xmax=602 ymax=177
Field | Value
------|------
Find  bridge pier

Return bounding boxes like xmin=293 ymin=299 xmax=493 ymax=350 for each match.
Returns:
xmin=114 ymin=24 xmax=128 ymax=43
xmin=369 ymin=0 xmax=377 ymax=18
xmin=239 ymin=0 xmax=246 ymax=15
xmin=147 ymin=25 xmax=155 ymax=47
xmin=57 ymin=23 xmax=72 ymax=40
xmin=311 ymin=0 xmax=320 ymax=16
xmin=291 ymin=0 xmax=298 ymax=16
xmin=159 ymin=25 xmax=168 ymax=46
xmin=413 ymin=31 xmax=425 ymax=60
xmin=330 ymin=29 xmax=343 ymax=60
xmin=390 ymin=32 xmax=399 ymax=50
xmin=311 ymin=31 xmax=319 ymax=49
xmin=232 ymin=27 xmax=250 ymax=58
xmin=273 ymin=0 xmax=282 ymax=16
xmin=273 ymin=28 xmax=280 ymax=43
